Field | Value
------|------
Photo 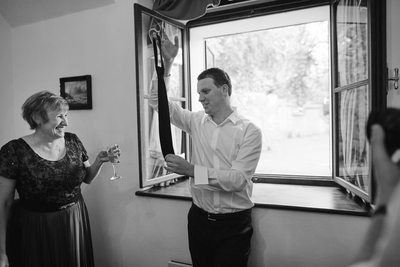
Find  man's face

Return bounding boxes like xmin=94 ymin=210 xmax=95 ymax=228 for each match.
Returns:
xmin=197 ymin=78 xmax=225 ymax=116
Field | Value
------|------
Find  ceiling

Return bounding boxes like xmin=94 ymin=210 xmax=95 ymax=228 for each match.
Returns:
xmin=0 ymin=0 xmax=267 ymax=28
xmin=0 ymin=0 xmax=115 ymax=27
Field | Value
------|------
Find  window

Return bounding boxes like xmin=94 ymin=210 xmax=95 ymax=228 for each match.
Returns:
xmin=189 ymin=6 xmax=331 ymax=177
xmin=332 ymin=0 xmax=387 ymax=203
xmin=333 ymin=0 xmax=371 ymax=200
xmin=134 ymin=8 xmax=189 ymax=187
xmin=134 ymin=0 xmax=386 ymax=203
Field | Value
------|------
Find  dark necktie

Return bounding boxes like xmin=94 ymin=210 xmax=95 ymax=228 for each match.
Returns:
xmin=152 ymin=34 xmax=175 ymax=158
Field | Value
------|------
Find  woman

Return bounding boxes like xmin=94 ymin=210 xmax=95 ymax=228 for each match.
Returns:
xmin=0 ymin=91 xmax=118 ymax=267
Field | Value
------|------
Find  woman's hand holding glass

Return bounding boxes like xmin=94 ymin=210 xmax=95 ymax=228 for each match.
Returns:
xmin=107 ymin=144 xmax=122 ymax=180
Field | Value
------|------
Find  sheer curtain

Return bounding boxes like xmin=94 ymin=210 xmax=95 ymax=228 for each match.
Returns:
xmin=337 ymin=0 xmax=369 ymax=190
xmin=339 ymin=88 xmax=368 ymax=188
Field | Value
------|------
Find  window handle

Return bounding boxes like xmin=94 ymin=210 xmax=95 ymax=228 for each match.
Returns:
xmin=389 ymin=67 xmax=399 ymax=90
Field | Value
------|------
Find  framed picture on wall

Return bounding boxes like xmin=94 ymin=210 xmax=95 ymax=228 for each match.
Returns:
xmin=60 ymin=75 xmax=92 ymax=110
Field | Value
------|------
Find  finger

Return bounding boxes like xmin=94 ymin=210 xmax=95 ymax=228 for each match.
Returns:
xmin=392 ymin=149 xmax=400 ymax=164
xmin=174 ymin=36 xmax=179 ymax=46
xmin=161 ymin=32 xmax=169 ymax=42
xmin=110 ymin=146 xmax=121 ymax=153
xmin=165 ymin=154 xmax=175 ymax=161
xmin=165 ymin=158 xmax=176 ymax=166
xmin=164 ymin=165 xmax=174 ymax=172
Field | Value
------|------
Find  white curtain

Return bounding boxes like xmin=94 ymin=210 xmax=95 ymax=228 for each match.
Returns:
xmin=337 ymin=0 xmax=369 ymax=189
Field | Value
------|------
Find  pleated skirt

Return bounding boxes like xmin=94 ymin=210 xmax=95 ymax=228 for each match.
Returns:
xmin=7 ymin=197 xmax=95 ymax=267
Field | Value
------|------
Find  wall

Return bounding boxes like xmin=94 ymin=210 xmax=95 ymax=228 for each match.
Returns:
xmin=387 ymin=0 xmax=400 ymax=107
xmin=0 ymin=13 xmax=14 ymax=145
xmin=0 ymin=0 xmax=399 ymax=266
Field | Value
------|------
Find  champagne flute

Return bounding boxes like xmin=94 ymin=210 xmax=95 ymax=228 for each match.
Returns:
xmin=107 ymin=144 xmax=122 ymax=180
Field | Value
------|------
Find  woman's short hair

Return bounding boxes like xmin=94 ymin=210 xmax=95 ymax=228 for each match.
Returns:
xmin=22 ymin=91 xmax=69 ymax=130
xmin=197 ymin=68 xmax=232 ymax=96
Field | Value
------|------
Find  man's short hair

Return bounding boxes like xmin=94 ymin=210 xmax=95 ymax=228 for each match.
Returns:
xmin=197 ymin=68 xmax=232 ymax=96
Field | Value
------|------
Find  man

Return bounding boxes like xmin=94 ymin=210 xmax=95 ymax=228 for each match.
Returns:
xmin=152 ymin=34 xmax=262 ymax=267
xmin=349 ymin=124 xmax=400 ymax=267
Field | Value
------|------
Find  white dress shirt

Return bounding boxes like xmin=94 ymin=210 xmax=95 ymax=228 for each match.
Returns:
xmin=170 ymin=102 xmax=262 ymax=213
xmin=149 ymin=77 xmax=262 ymax=213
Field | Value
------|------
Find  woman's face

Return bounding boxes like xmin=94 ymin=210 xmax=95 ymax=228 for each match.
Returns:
xmin=39 ymin=107 xmax=69 ymax=139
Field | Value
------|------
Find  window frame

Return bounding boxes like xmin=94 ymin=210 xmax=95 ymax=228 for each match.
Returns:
xmin=189 ymin=4 xmax=333 ymax=180
xmin=330 ymin=0 xmax=387 ymax=203
xmin=134 ymin=4 xmax=190 ymax=188
xmin=188 ymin=0 xmax=387 ymax=203
xmin=134 ymin=0 xmax=387 ymax=204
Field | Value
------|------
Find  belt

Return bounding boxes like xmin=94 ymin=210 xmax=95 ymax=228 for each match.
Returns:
xmin=191 ymin=203 xmax=251 ymax=222
xmin=19 ymin=196 xmax=80 ymax=212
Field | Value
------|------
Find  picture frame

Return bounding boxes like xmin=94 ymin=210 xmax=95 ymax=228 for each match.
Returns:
xmin=60 ymin=75 xmax=92 ymax=110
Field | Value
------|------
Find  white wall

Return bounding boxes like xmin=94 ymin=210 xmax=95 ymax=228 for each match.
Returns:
xmin=0 ymin=13 xmax=14 ymax=145
xmin=387 ymin=0 xmax=400 ymax=107
xmin=0 ymin=0 xmax=399 ymax=266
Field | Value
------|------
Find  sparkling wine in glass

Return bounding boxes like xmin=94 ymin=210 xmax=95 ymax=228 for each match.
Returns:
xmin=107 ymin=144 xmax=122 ymax=180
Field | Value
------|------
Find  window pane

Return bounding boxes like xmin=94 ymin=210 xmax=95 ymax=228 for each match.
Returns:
xmin=336 ymin=0 xmax=368 ymax=87
xmin=197 ymin=18 xmax=331 ymax=176
xmin=144 ymin=100 xmax=184 ymax=180
xmin=140 ymin=15 xmax=184 ymax=99
xmin=135 ymin=6 xmax=187 ymax=187
xmin=337 ymin=85 xmax=370 ymax=193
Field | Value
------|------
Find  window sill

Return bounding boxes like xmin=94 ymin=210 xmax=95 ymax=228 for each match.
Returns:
xmin=135 ymin=178 xmax=371 ymax=216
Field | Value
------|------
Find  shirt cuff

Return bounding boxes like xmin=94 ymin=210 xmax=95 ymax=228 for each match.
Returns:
xmin=194 ymin=165 xmax=209 ymax=185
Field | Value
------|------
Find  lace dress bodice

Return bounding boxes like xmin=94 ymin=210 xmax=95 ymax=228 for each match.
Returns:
xmin=0 ymin=132 xmax=88 ymax=206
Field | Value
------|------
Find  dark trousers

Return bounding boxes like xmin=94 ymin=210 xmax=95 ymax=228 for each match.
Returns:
xmin=188 ymin=203 xmax=253 ymax=267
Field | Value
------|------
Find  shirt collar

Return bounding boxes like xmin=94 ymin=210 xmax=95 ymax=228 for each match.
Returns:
xmin=204 ymin=109 xmax=240 ymax=125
